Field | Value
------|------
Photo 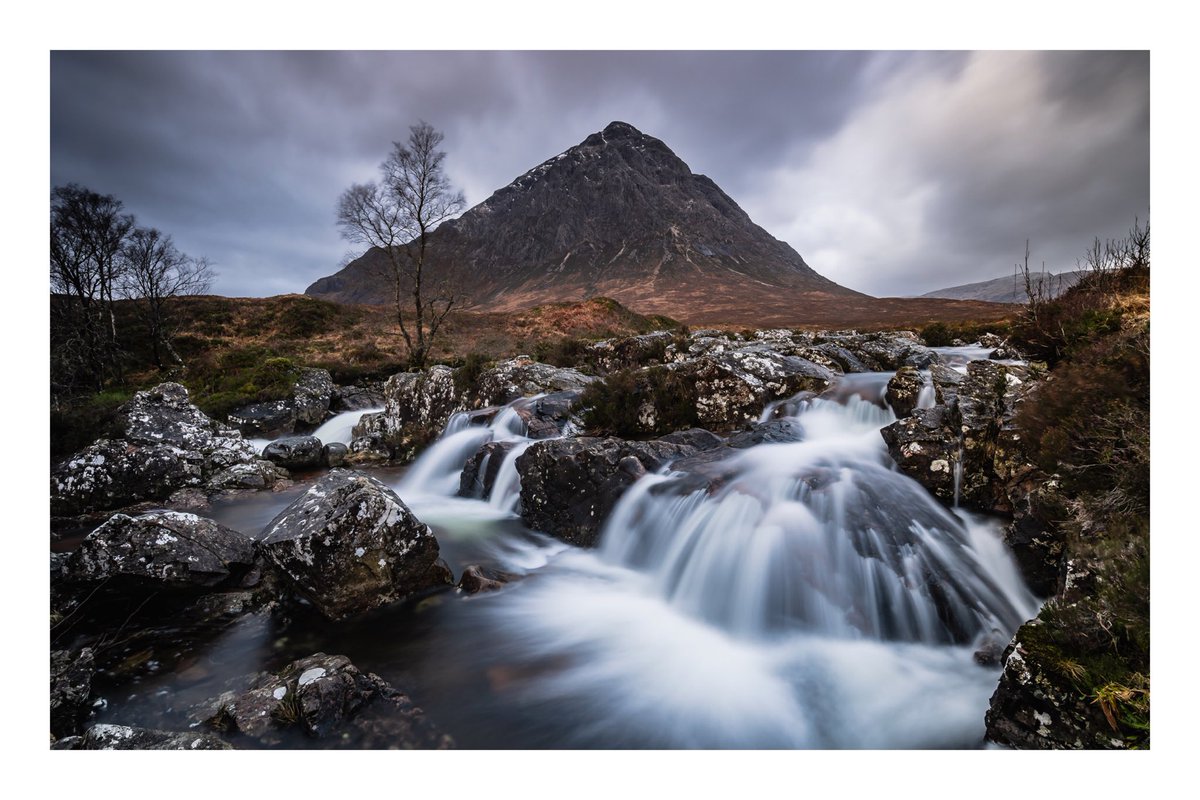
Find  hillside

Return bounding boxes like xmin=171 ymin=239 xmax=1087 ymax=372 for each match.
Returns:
xmin=921 ymin=270 xmax=1084 ymax=303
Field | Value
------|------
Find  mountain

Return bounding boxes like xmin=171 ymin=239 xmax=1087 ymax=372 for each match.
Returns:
xmin=306 ymin=121 xmax=867 ymax=323
xmin=920 ymin=271 xmax=1085 ymax=304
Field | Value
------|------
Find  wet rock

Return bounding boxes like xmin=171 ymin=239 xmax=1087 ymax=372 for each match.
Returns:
xmin=458 ymin=564 xmax=517 ymax=594
xmin=64 ymin=511 xmax=257 ymax=591
xmin=517 ymin=437 xmax=698 ymax=547
xmin=322 ymin=442 xmax=349 ymax=468
xmin=657 ymin=428 xmax=724 ymax=451
xmin=331 ymin=384 xmax=385 ymax=412
xmin=362 ymin=366 xmax=463 ymax=462
xmin=259 ymin=470 xmax=452 ymax=620
xmin=207 ymin=460 xmax=290 ymax=491
xmin=262 ymin=435 xmax=324 ymax=471
xmin=51 ymin=440 xmax=201 ymax=516
xmin=879 ymin=406 xmax=961 ymax=505
xmin=1003 ymin=475 xmax=1070 ymax=597
xmin=810 ymin=342 xmax=869 ymax=373
xmin=458 ymin=441 xmax=520 ymax=500
xmin=50 ymin=648 xmax=95 ymax=738
xmin=52 ymin=383 xmax=259 ymax=515
xmin=885 ymin=366 xmax=925 ymax=419
xmin=514 ymin=390 xmax=584 ymax=439
xmin=72 ymin=724 xmax=232 ymax=750
xmin=978 ymin=332 xmax=1005 ymax=349
xmin=202 ymin=653 xmax=453 ymax=749
xmin=227 ymin=399 xmax=296 ymax=439
xmin=930 ymin=364 xmax=964 ymax=406
xmin=472 ymin=356 xmax=595 ymax=408
xmin=972 ymin=632 xmax=1008 ymax=666
xmin=291 ymin=368 xmax=335 ymax=427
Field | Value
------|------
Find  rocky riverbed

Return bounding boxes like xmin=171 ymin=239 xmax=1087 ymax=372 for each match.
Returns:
xmin=49 ymin=326 xmax=1125 ymax=749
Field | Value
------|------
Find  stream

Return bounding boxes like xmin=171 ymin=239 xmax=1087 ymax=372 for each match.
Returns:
xmin=86 ymin=351 xmax=1040 ymax=749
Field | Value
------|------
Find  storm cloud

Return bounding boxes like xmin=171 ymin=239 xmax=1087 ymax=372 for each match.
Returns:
xmin=50 ymin=50 xmax=1148 ymax=297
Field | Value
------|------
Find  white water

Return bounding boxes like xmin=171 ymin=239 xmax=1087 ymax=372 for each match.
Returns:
xmin=384 ymin=373 xmax=1040 ymax=748
xmin=245 ymin=407 xmax=384 ymax=455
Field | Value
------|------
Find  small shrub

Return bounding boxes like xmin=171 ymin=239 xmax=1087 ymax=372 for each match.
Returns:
xmin=582 ymin=366 xmax=699 ymax=437
xmin=453 ymin=352 xmax=491 ymax=396
xmin=920 ymin=322 xmax=954 ymax=347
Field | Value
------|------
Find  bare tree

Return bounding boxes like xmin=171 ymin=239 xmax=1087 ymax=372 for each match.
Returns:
xmin=119 ymin=227 xmax=214 ymax=368
xmin=337 ymin=121 xmax=467 ymax=369
xmin=50 ymin=184 xmax=134 ymax=393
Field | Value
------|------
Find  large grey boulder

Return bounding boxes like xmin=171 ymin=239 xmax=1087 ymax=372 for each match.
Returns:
xmin=52 ymin=383 xmax=259 ymax=515
xmin=258 ymin=470 xmax=451 ymax=620
xmin=64 ymin=511 xmax=257 ymax=591
xmin=472 ymin=355 xmax=595 ymax=407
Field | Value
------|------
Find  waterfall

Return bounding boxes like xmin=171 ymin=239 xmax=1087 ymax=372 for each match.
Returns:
xmin=311 ymin=407 xmax=385 ymax=445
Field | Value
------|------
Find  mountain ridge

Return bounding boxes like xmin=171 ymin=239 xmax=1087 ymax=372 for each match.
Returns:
xmin=306 ymin=121 xmax=866 ymax=321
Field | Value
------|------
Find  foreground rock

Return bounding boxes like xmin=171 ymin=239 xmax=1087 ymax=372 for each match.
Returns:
xmin=259 ymin=470 xmax=452 ymax=620
xmin=63 ymin=511 xmax=257 ymax=591
xmin=516 ymin=437 xmax=699 ymax=546
xmin=50 ymin=648 xmax=95 ymax=738
xmin=202 ymin=653 xmax=453 ymax=749
xmin=52 ymin=383 xmax=259 ymax=515
xmin=57 ymin=724 xmax=233 ymax=750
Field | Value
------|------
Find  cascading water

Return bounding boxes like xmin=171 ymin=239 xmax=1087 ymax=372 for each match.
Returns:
xmin=417 ymin=372 xmax=1041 ymax=748
xmin=247 ymin=407 xmax=384 ymax=455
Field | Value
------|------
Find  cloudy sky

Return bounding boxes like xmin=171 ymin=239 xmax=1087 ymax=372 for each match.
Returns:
xmin=50 ymin=50 xmax=1149 ymax=298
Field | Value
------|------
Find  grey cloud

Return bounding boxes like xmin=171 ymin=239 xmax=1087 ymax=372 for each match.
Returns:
xmin=51 ymin=50 xmax=1148 ymax=299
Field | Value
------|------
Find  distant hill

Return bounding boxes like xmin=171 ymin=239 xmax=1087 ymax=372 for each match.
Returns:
xmin=920 ymin=271 xmax=1085 ymax=304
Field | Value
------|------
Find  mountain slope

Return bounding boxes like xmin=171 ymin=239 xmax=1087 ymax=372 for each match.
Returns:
xmin=307 ymin=121 xmax=865 ymax=321
xmin=921 ymin=271 xmax=1084 ymax=304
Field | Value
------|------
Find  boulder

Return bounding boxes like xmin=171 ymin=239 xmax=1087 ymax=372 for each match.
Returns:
xmin=262 ymin=436 xmax=324 ymax=471
xmin=513 ymin=390 xmax=584 ymax=439
xmin=472 ymin=356 xmax=595 ymax=407
xmin=885 ymin=366 xmax=925 ymax=419
xmin=322 ymin=442 xmax=349 ymax=468
xmin=227 ymin=399 xmax=296 ymax=439
xmin=588 ymin=331 xmax=675 ymax=373
xmin=68 ymin=724 xmax=232 ymax=750
xmin=64 ymin=511 xmax=257 ymax=591
xmin=207 ymin=460 xmax=290 ymax=491
xmin=291 ymin=368 xmax=335 ymax=426
xmin=363 ymin=366 xmax=462 ymax=461
xmin=201 ymin=653 xmax=453 ymax=749
xmin=52 ymin=383 xmax=259 ymax=515
xmin=258 ymin=470 xmax=452 ymax=620
xmin=930 ymin=364 xmax=964 ymax=406
xmin=331 ymin=384 xmax=385 ymax=412
xmin=51 ymin=440 xmax=202 ymax=516
xmin=516 ymin=437 xmax=699 ymax=547
xmin=879 ymin=406 xmax=961 ymax=505
xmin=50 ymin=648 xmax=95 ymax=738
xmin=458 ymin=441 xmax=521 ymax=500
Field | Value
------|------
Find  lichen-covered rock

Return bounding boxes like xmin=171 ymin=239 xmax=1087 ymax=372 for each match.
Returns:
xmin=472 ymin=356 xmax=595 ymax=408
xmin=291 ymin=368 xmax=335 ymax=426
xmin=259 ymin=470 xmax=452 ymax=620
xmin=262 ymin=435 xmax=324 ymax=471
xmin=930 ymin=364 xmax=964 ymax=405
xmin=362 ymin=366 xmax=463 ymax=461
xmin=588 ymin=331 xmax=676 ymax=373
xmin=879 ymin=406 xmax=961 ymax=505
xmin=885 ymin=365 xmax=925 ymax=419
xmin=51 ymin=440 xmax=202 ymax=516
xmin=516 ymin=437 xmax=699 ymax=547
xmin=207 ymin=459 xmax=290 ymax=491
xmin=50 ymin=648 xmax=95 ymax=738
xmin=201 ymin=653 xmax=453 ymax=749
xmin=70 ymin=724 xmax=232 ymax=750
xmin=64 ymin=511 xmax=257 ymax=590
xmin=227 ymin=399 xmax=296 ymax=439
xmin=52 ymin=383 xmax=259 ymax=515
xmin=674 ymin=348 xmax=833 ymax=431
